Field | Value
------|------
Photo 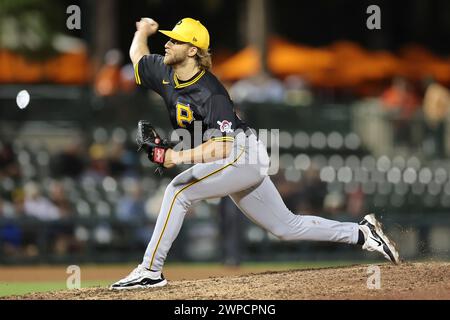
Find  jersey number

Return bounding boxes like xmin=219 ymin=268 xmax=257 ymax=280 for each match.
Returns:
xmin=176 ymin=103 xmax=195 ymax=128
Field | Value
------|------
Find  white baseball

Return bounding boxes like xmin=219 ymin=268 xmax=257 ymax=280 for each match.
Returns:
xmin=16 ymin=90 xmax=30 ymax=109
xmin=142 ymin=18 xmax=155 ymax=23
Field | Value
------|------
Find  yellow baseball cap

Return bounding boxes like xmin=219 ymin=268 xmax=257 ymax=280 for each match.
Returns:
xmin=159 ymin=18 xmax=210 ymax=50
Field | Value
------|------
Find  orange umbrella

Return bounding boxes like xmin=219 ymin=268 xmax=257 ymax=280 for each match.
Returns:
xmin=213 ymin=46 xmax=261 ymax=81
xmin=267 ymin=37 xmax=334 ymax=77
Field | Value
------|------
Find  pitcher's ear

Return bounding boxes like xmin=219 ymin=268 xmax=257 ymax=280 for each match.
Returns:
xmin=187 ymin=46 xmax=198 ymax=58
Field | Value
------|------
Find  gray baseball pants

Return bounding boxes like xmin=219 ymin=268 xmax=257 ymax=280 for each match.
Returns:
xmin=142 ymin=133 xmax=359 ymax=271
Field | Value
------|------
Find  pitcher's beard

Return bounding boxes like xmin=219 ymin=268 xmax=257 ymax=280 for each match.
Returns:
xmin=163 ymin=53 xmax=185 ymax=66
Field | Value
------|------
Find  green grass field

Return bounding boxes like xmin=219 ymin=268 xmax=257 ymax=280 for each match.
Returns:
xmin=0 ymin=281 xmax=111 ymax=297
xmin=0 ymin=261 xmax=364 ymax=297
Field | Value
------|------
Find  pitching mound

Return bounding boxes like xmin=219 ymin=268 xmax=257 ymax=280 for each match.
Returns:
xmin=5 ymin=262 xmax=450 ymax=300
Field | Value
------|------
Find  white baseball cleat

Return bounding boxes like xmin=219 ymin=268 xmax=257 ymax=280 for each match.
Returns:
xmin=110 ymin=264 xmax=167 ymax=290
xmin=359 ymin=214 xmax=400 ymax=264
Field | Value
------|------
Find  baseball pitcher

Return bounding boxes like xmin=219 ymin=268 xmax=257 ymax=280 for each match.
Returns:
xmin=111 ymin=17 xmax=400 ymax=290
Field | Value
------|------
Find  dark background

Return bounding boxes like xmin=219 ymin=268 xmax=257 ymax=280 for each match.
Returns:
xmin=44 ymin=0 xmax=450 ymax=55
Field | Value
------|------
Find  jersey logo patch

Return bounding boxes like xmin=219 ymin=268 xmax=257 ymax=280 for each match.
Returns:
xmin=217 ymin=120 xmax=234 ymax=133
xmin=176 ymin=102 xmax=195 ymax=128
xmin=162 ymin=80 xmax=170 ymax=85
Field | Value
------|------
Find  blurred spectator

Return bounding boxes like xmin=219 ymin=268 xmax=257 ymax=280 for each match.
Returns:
xmin=283 ymin=75 xmax=313 ymax=106
xmin=50 ymin=139 xmax=85 ymax=179
xmin=218 ymin=197 xmax=244 ymax=266
xmin=83 ymin=142 xmax=109 ymax=182
xmin=229 ymin=72 xmax=285 ymax=104
xmin=94 ymin=49 xmax=123 ymax=97
xmin=108 ymin=142 xmax=127 ymax=177
xmin=117 ymin=179 xmax=154 ymax=247
xmin=421 ymin=81 xmax=450 ymax=158
xmin=48 ymin=180 xmax=74 ymax=218
xmin=0 ymin=141 xmax=21 ymax=180
xmin=297 ymin=167 xmax=327 ymax=215
xmin=9 ymin=188 xmax=41 ymax=258
xmin=423 ymin=82 xmax=450 ymax=128
xmin=0 ymin=197 xmax=22 ymax=256
xmin=381 ymin=77 xmax=420 ymax=119
xmin=119 ymin=145 xmax=141 ymax=178
xmin=346 ymin=186 xmax=365 ymax=217
xmin=380 ymin=77 xmax=420 ymax=148
xmin=120 ymin=63 xmax=137 ymax=93
xmin=116 ymin=179 xmax=146 ymax=222
xmin=48 ymin=180 xmax=77 ymax=254
xmin=24 ymin=181 xmax=78 ymax=255
xmin=270 ymin=168 xmax=327 ymax=216
xmin=23 ymin=182 xmax=59 ymax=221
xmin=0 ymin=197 xmax=15 ymax=218
xmin=109 ymin=128 xmax=140 ymax=178
xmin=323 ymin=192 xmax=346 ymax=216
xmin=11 ymin=188 xmax=25 ymax=217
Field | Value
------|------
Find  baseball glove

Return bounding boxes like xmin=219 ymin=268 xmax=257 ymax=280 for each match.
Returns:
xmin=136 ymin=120 xmax=172 ymax=174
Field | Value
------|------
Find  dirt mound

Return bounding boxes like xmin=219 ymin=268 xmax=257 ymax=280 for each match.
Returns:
xmin=5 ymin=262 xmax=450 ymax=300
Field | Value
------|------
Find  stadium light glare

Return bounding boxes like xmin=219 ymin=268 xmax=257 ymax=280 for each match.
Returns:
xmin=320 ymin=166 xmax=336 ymax=183
xmin=387 ymin=167 xmax=402 ymax=184
xmin=406 ymin=156 xmax=421 ymax=170
xmin=294 ymin=154 xmax=311 ymax=170
xmin=327 ymin=132 xmax=344 ymax=149
xmin=377 ymin=155 xmax=391 ymax=172
xmin=311 ymin=132 xmax=327 ymax=149
xmin=434 ymin=168 xmax=447 ymax=184
xmin=345 ymin=155 xmax=360 ymax=169
xmin=293 ymin=131 xmax=309 ymax=149
xmin=329 ymin=154 xmax=344 ymax=169
xmin=419 ymin=168 xmax=433 ymax=184
xmin=361 ymin=155 xmax=376 ymax=171
xmin=403 ymin=168 xmax=417 ymax=184
xmin=337 ymin=167 xmax=352 ymax=183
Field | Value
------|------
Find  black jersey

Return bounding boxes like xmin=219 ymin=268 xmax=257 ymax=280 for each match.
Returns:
xmin=134 ymin=54 xmax=250 ymax=147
